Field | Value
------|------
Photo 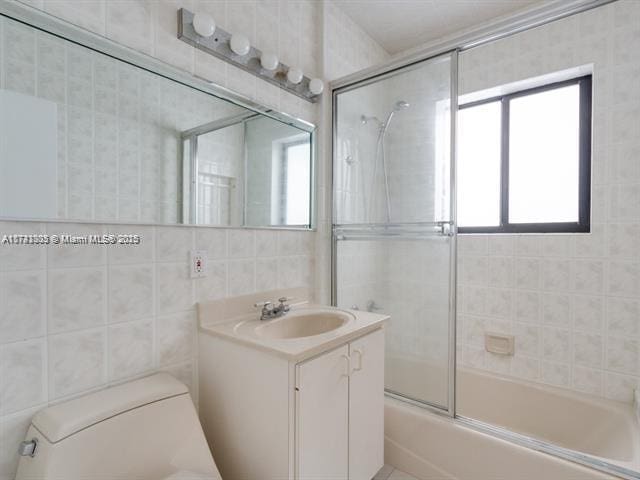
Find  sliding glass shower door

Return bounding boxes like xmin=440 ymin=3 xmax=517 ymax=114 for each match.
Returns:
xmin=332 ymin=53 xmax=457 ymax=411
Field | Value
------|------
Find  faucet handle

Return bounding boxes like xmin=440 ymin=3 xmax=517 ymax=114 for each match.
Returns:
xmin=254 ymin=301 xmax=273 ymax=309
xmin=278 ymin=297 xmax=292 ymax=312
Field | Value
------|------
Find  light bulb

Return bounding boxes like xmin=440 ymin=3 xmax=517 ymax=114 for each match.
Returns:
xmin=309 ymin=78 xmax=324 ymax=95
xmin=260 ymin=52 xmax=279 ymax=71
xmin=287 ymin=67 xmax=303 ymax=85
xmin=192 ymin=12 xmax=216 ymax=38
xmin=229 ymin=34 xmax=250 ymax=56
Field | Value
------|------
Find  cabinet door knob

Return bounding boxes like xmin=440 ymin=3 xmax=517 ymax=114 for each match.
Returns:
xmin=352 ymin=348 xmax=363 ymax=372
xmin=341 ymin=354 xmax=351 ymax=377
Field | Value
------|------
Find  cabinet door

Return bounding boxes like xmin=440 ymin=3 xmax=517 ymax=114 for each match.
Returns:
xmin=349 ymin=329 xmax=385 ymax=480
xmin=296 ymin=345 xmax=349 ymax=480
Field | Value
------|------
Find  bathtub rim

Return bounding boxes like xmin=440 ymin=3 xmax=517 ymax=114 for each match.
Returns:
xmin=384 ymin=391 xmax=640 ymax=480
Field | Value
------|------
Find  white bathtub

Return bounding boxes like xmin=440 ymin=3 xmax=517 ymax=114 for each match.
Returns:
xmin=384 ymin=368 xmax=640 ymax=480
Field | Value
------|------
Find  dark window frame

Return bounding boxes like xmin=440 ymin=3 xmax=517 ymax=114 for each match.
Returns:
xmin=458 ymin=75 xmax=592 ymax=234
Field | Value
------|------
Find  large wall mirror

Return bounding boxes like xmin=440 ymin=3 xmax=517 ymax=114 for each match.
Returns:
xmin=0 ymin=9 xmax=314 ymax=229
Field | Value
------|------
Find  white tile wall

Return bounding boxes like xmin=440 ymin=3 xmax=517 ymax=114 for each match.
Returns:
xmin=457 ymin=0 xmax=640 ymax=403
xmin=0 ymin=0 xmax=384 ymax=476
xmin=321 ymin=0 xmax=389 ymax=82
xmin=0 ymin=222 xmax=314 ymax=477
xmin=0 ymin=15 xmax=260 ymax=225
xmin=313 ymin=1 xmax=390 ymax=305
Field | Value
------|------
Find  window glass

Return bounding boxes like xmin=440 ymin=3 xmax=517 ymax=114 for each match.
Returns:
xmin=458 ymin=101 xmax=502 ymax=227
xmin=509 ymin=85 xmax=580 ymax=224
xmin=457 ymin=76 xmax=590 ymax=233
xmin=285 ymin=142 xmax=311 ymax=225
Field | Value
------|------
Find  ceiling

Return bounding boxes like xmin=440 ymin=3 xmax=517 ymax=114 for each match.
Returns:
xmin=333 ymin=0 xmax=544 ymax=55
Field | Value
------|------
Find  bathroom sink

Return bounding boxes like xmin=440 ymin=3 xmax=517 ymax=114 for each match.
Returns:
xmin=254 ymin=309 xmax=353 ymax=339
xmin=201 ymin=296 xmax=387 ymax=361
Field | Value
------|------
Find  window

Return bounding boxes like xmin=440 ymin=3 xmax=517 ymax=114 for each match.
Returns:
xmin=457 ymin=75 xmax=592 ymax=233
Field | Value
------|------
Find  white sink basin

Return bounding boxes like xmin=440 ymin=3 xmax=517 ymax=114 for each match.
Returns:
xmin=200 ymin=297 xmax=388 ymax=361
xmin=252 ymin=309 xmax=354 ymax=340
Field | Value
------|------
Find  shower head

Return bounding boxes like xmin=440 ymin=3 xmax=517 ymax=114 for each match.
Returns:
xmin=380 ymin=100 xmax=410 ymax=134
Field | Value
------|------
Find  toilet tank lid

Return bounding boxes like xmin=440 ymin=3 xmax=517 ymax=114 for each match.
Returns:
xmin=32 ymin=373 xmax=189 ymax=443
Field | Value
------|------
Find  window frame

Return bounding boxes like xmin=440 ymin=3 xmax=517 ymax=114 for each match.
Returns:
xmin=457 ymin=75 xmax=592 ymax=234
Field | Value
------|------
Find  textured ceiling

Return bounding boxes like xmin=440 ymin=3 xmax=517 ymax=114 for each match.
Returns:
xmin=333 ymin=0 xmax=544 ymax=54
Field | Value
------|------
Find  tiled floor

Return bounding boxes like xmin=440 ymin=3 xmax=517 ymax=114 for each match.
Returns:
xmin=374 ymin=464 xmax=419 ymax=480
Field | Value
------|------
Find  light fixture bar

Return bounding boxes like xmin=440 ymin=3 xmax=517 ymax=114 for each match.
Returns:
xmin=177 ymin=8 xmax=321 ymax=103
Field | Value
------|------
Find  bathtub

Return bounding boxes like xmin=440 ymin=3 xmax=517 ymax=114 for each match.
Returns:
xmin=384 ymin=368 xmax=640 ymax=480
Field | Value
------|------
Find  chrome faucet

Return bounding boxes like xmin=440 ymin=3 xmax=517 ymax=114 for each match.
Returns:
xmin=255 ymin=297 xmax=292 ymax=321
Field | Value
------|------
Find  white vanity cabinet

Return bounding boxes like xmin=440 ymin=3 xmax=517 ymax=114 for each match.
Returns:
xmin=296 ymin=330 xmax=384 ymax=480
xmin=199 ymin=323 xmax=385 ymax=480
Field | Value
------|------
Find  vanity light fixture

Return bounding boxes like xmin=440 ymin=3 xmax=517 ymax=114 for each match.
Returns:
xmin=177 ymin=8 xmax=322 ymax=102
xmin=192 ymin=12 xmax=216 ymax=38
xmin=260 ymin=52 xmax=279 ymax=71
xmin=230 ymin=33 xmax=251 ymax=56
xmin=309 ymin=78 xmax=324 ymax=95
xmin=287 ymin=67 xmax=303 ymax=85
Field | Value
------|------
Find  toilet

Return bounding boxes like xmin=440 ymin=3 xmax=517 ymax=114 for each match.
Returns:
xmin=15 ymin=373 xmax=222 ymax=480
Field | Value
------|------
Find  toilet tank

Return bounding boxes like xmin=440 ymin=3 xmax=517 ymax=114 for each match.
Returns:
xmin=15 ymin=373 xmax=221 ymax=480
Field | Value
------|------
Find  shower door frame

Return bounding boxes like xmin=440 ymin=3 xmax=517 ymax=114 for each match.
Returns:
xmin=330 ymin=50 xmax=459 ymax=417
xmin=329 ymin=0 xmax=616 ymax=422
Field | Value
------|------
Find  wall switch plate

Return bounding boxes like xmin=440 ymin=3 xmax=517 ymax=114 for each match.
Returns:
xmin=190 ymin=250 xmax=207 ymax=278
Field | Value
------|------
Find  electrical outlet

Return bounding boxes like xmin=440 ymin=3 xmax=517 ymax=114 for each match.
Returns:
xmin=190 ymin=250 xmax=207 ymax=278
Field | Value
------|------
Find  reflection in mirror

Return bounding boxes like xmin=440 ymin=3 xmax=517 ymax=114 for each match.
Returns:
xmin=182 ymin=115 xmax=312 ymax=228
xmin=245 ymin=117 xmax=311 ymax=227
xmin=0 ymin=14 xmax=313 ymax=229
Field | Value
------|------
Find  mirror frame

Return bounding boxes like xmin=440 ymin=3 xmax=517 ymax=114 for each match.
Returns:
xmin=0 ymin=1 xmax=317 ymax=231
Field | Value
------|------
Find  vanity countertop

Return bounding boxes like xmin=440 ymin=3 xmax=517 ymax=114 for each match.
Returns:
xmin=199 ymin=303 xmax=388 ymax=363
